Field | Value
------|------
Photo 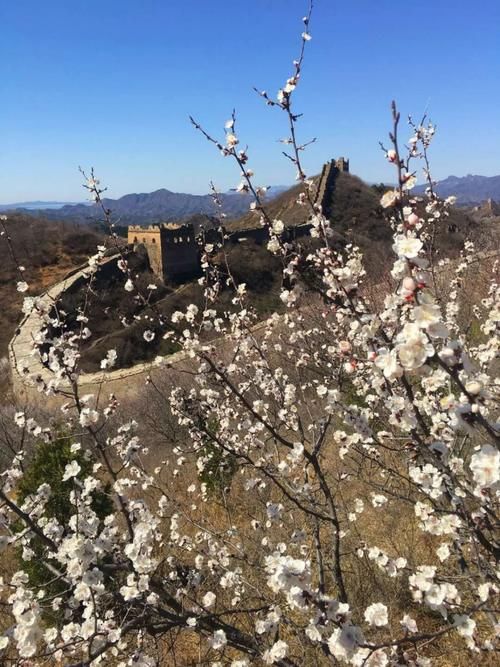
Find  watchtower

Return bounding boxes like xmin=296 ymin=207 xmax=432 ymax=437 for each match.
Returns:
xmin=128 ymin=223 xmax=199 ymax=281
xmin=335 ymin=157 xmax=349 ymax=173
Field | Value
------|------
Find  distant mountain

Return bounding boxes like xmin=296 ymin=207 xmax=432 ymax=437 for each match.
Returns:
xmin=4 ymin=186 xmax=291 ymax=225
xmin=0 ymin=200 xmax=85 ymax=211
xmin=414 ymin=174 xmax=500 ymax=205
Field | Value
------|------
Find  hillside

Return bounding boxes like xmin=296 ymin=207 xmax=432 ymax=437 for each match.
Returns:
xmin=2 ymin=173 xmax=493 ymax=376
xmin=230 ymin=171 xmax=480 ymax=275
xmin=231 ymin=172 xmax=394 ymax=233
xmin=328 ymin=173 xmax=480 ymax=263
xmin=58 ymin=241 xmax=283 ymax=372
xmin=230 ymin=181 xmax=312 ymax=230
xmin=0 ymin=215 xmax=102 ymax=364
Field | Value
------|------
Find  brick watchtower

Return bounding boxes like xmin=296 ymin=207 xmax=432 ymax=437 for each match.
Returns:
xmin=127 ymin=223 xmax=199 ymax=281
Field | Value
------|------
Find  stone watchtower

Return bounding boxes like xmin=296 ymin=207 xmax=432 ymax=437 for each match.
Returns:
xmin=334 ymin=157 xmax=349 ymax=173
xmin=127 ymin=223 xmax=199 ymax=281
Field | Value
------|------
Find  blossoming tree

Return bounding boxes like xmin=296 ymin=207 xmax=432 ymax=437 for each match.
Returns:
xmin=0 ymin=3 xmax=499 ymax=666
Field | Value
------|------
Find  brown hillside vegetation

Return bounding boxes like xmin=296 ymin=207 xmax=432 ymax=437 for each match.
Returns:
xmin=229 ymin=180 xmax=315 ymax=230
xmin=0 ymin=214 xmax=102 ymax=363
xmin=327 ymin=173 xmax=480 ymax=275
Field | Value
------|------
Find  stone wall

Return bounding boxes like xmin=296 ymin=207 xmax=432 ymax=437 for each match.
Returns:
xmin=128 ymin=226 xmax=164 ymax=277
xmin=9 ymin=245 xmax=499 ymax=409
xmin=228 ymin=222 xmax=313 ymax=245
xmin=335 ymin=157 xmax=349 ymax=173
xmin=9 ymin=249 xmax=274 ymax=407
xmin=9 ymin=249 xmax=130 ymax=406
xmin=315 ymin=158 xmax=347 ymax=218
xmin=161 ymin=224 xmax=200 ymax=279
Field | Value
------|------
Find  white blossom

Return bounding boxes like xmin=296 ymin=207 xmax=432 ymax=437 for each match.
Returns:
xmin=380 ymin=190 xmax=399 ymax=208
xmin=364 ymin=603 xmax=388 ymax=627
xmin=209 ymin=629 xmax=227 ymax=650
xmin=469 ymin=445 xmax=499 ymax=491
xmin=263 ymin=639 xmax=288 ymax=664
xmin=62 ymin=460 xmax=81 ymax=481
xmin=392 ymin=235 xmax=423 ymax=258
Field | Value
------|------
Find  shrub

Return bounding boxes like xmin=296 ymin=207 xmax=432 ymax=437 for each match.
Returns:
xmin=15 ymin=433 xmax=113 ymax=614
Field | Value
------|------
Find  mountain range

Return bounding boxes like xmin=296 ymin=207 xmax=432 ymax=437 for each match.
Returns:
xmin=0 ymin=200 xmax=86 ymax=211
xmin=414 ymin=174 xmax=500 ymax=206
xmin=2 ymin=174 xmax=498 ymax=225
xmin=0 ymin=186 xmax=290 ymax=225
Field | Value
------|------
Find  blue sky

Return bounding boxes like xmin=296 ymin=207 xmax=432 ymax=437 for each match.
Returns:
xmin=1 ymin=0 xmax=499 ymax=203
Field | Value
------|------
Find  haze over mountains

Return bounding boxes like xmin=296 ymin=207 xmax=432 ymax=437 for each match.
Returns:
xmin=0 ymin=201 xmax=85 ymax=211
xmin=414 ymin=174 xmax=500 ymax=205
xmin=0 ymin=186 xmax=290 ymax=224
xmin=1 ymin=174 xmax=499 ymax=225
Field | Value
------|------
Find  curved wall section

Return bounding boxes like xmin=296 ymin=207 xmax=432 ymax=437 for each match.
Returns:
xmin=7 ymin=249 xmax=162 ymax=405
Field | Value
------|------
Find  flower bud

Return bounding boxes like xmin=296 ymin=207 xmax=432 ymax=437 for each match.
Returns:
xmin=339 ymin=340 xmax=352 ymax=354
xmin=343 ymin=361 xmax=355 ymax=374
xmin=386 ymin=149 xmax=397 ymax=163
xmin=407 ymin=213 xmax=419 ymax=226
xmin=402 ymin=277 xmax=417 ymax=292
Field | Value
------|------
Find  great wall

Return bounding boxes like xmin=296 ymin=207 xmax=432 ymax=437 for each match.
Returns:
xmin=8 ymin=253 xmax=275 ymax=406
xmin=8 ymin=158 xmax=349 ymax=405
xmin=127 ymin=158 xmax=350 ymax=275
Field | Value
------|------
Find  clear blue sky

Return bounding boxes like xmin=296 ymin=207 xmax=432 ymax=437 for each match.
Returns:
xmin=1 ymin=0 xmax=499 ymax=203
